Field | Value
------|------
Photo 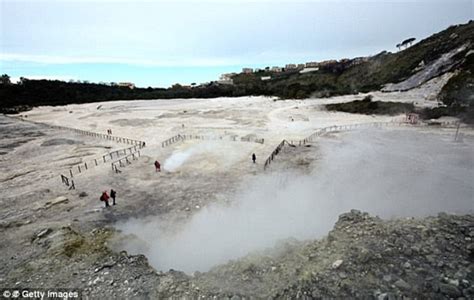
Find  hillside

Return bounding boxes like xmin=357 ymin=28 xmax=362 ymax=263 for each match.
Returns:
xmin=242 ymin=22 xmax=473 ymax=100
xmin=1 ymin=21 xmax=473 ymax=115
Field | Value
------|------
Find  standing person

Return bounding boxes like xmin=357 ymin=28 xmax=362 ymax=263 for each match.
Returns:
xmin=154 ymin=160 xmax=161 ymax=172
xmin=252 ymin=153 xmax=256 ymax=164
xmin=100 ymin=191 xmax=110 ymax=208
xmin=110 ymin=189 xmax=117 ymax=205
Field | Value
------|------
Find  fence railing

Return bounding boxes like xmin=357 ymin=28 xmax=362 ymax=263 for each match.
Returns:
xmin=9 ymin=115 xmax=146 ymax=147
xmin=300 ymin=122 xmax=393 ymax=144
xmin=68 ymin=145 xmax=141 ymax=178
xmin=300 ymin=120 xmax=461 ymax=144
xmin=161 ymin=133 xmax=265 ymax=148
xmin=111 ymin=150 xmax=141 ymax=173
xmin=6 ymin=116 xmax=147 ymax=189
xmin=263 ymin=140 xmax=295 ymax=170
xmin=263 ymin=120 xmax=462 ymax=171
xmin=162 ymin=134 xmax=184 ymax=147
xmin=240 ymin=136 xmax=265 ymax=144
xmin=60 ymin=174 xmax=75 ymax=190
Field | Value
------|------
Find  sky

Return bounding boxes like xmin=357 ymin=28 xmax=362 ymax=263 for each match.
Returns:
xmin=0 ymin=0 xmax=472 ymax=87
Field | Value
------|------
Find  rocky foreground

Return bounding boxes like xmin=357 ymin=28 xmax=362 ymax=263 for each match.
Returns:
xmin=2 ymin=210 xmax=473 ymax=299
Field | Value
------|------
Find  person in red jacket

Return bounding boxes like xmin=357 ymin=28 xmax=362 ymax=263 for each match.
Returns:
xmin=154 ymin=160 xmax=161 ymax=172
xmin=100 ymin=191 xmax=110 ymax=207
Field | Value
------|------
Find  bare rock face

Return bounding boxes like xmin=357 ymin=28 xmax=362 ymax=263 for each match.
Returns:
xmin=152 ymin=210 xmax=474 ymax=299
xmin=2 ymin=204 xmax=473 ymax=299
xmin=382 ymin=43 xmax=470 ymax=92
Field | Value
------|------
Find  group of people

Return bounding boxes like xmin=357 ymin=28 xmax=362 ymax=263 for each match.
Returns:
xmin=106 ymin=129 xmax=113 ymax=135
xmin=100 ymin=189 xmax=117 ymax=208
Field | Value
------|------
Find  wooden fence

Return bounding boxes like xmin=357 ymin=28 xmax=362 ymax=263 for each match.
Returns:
xmin=60 ymin=174 xmax=75 ymax=190
xmin=10 ymin=115 xmax=146 ymax=147
xmin=59 ymin=144 xmax=143 ymax=188
xmin=263 ymin=120 xmax=461 ymax=171
xmin=161 ymin=133 xmax=265 ymax=148
xmin=161 ymin=134 xmax=184 ymax=147
xmin=263 ymin=140 xmax=293 ymax=170
xmin=111 ymin=150 xmax=141 ymax=173
xmin=6 ymin=116 xmax=147 ymax=189
xmin=68 ymin=145 xmax=141 ymax=178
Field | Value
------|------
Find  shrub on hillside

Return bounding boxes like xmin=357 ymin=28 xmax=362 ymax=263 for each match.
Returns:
xmin=325 ymin=96 xmax=414 ymax=115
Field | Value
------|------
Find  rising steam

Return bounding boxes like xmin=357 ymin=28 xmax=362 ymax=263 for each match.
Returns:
xmin=116 ymin=128 xmax=474 ymax=273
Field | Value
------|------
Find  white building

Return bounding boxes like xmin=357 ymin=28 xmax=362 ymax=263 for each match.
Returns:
xmin=218 ymin=73 xmax=235 ymax=85
xmin=271 ymin=66 xmax=282 ymax=72
xmin=242 ymin=68 xmax=253 ymax=74
xmin=118 ymin=82 xmax=135 ymax=89
xmin=305 ymin=61 xmax=319 ymax=68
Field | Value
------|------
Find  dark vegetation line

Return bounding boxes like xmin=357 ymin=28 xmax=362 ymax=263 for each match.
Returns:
xmin=0 ymin=21 xmax=473 ymax=122
xmin=325 ymin=96 xmax=415 ymax=116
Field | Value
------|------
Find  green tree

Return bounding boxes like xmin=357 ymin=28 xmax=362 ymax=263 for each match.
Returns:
xmin=0 ymin=74 xmax=11 ymax=85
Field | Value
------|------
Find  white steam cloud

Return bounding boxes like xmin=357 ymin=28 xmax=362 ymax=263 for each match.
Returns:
xmin=116 ymin=128 xmax=474 ymax=273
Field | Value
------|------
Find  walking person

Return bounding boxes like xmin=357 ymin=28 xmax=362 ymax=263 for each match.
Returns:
xmin=252 ymin=153 xmax=256 ymax=164
xmin=154 ymin=160 xmax=161 ymax=172
xmin=110 ymin=189 xmax=117 ymax=205
xmin=100 ymin=191 xmax=110 ymax=208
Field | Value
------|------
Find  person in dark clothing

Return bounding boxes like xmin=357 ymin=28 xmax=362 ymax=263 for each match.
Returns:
xmin=100 ymin=191 xmax=110 ymax=208
xmin=154 ymin=160 xmax=161 ymax=172
xmin=110 ymin=189 xmax=117 ymax=205
xmin=252 ymin=153 xmax=256 ymax=163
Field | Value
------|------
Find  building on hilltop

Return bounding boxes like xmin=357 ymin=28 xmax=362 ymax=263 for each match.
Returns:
xmin=219 ymin=73 xmax=236 ymax=80
xmin=118 ymin=82 xmax=135 ymax=89
xmin=271 ymin=66 xmax=282 ymax=72
xmin=218 ymin=73 xmax=235 ymax=84
xmin=319 ymin=60 xmax=338 ymax=67
xmin=242 ymin=68 xmax=253 ymax=74
xmin=285 ymin=64 xmax=297 ymax=70
xmin=351 ymin=57 xmax=369 ymax=66
xmin=305 ymin=61 xmax=319 ymax=68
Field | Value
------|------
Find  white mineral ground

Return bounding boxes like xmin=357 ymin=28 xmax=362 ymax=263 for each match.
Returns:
xmin=2 ymin=76 xmax=472 ymax=275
